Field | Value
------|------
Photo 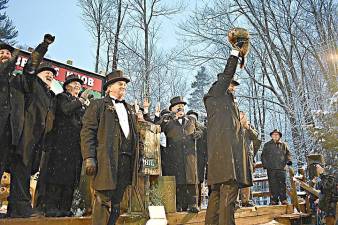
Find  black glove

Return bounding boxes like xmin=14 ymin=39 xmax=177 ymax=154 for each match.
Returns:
xmin=286 ymin=161 xmax=293 ymax=166
xmin=43 ymin=34 xmax=55 ymax=45
xmin=84 ymin=158 xmax=97 ymax=176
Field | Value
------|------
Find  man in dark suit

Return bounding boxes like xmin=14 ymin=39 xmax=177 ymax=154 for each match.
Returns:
xmin=261 ymin=129 xmax=292 ymax=205
xmin=7 ymin=34 xmax=55 ymax=218
xmin=204 ymin=28 xmax=250 ymax=225
xmin=41 ymin=75 xmax=91 ymax=217
xmin=0 ymin=43 xmax=18 ymax=183
xmin=156 ymin=97 xmax=202 ymax=213
xmin=81 ymin=69 xmax=139 ymax=225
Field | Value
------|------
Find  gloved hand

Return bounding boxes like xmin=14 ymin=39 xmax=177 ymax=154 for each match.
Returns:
xmin=81 ymin=89 xmax=92 ymax=100
xmin=84 ymin=158 xmax=97 ymax=176
xmin=227 ymin=27 xmax=250 ymax=68
xmin=43 ymin=34 xmax=55 ymax=45
xmin=286 ymin=161 xmax=293 ymax=166
xmin=192 ymin=132 xmax=201 ymax=139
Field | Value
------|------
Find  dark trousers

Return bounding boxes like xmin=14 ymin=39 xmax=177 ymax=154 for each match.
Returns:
xmin=44 ymin=183 xmax=74 ymax=212
xmin=205 ymin=181 xmax=238 ymax=225
xmin=267 ymin=169 xmax=287 ymax=203
xmin=7 ymin=155 xmax=33 ymax=217
xmin=176 ymin=184 xmax=198 ymax=210
xmin=198 ymin=182 xmax=202 ymax=207
xmin=92 ymin=154 xmax=132 ymax=225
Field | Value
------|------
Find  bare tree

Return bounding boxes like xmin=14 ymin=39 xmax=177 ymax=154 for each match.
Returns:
xmin=126 ymin=0 xmax=182 ymax=98
xmin=78 ymin=0 xmax=113 ymax=73
xmin=178 ymin=0 xmax=337 ymax=163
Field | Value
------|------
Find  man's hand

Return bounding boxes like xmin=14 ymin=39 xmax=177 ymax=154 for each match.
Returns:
xmin=81 ymin=88 xmax=92 ymax=100
xmin=43 ymin=34 xmax=55 ymax=45
xmin=143 ymin=98 xmax=150 ymax=114
xmin=143 ymin=98 xmax=150 ymax=109
xmin=155 ymin=102 xmax=161 ymax=117
xmin=84 ymin=158 xmax=97 ymax=176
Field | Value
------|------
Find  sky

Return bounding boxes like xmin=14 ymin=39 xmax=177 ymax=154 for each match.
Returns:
xmin=6 ymin=0 xmax=199 ymax=72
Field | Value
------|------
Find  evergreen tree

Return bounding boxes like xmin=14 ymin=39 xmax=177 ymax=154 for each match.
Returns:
xmin=0 ymin=0 xmax=17 ymax=44
xmin=188 ymin=66 xmax=211 ymax=116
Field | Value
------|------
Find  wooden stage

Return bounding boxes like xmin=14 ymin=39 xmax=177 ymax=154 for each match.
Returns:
xmin=0 ymin=205 xmax=296 ymax=225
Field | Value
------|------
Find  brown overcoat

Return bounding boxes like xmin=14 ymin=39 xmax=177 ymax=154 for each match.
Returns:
xmin=204 ymin=55 xmax=252 ymax=187
xmin=81 ymin=95 xmax=139 ymax=190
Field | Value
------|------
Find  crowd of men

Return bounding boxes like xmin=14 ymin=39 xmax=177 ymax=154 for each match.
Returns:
xmin=0 ymin=30 xmax=336 ymax=225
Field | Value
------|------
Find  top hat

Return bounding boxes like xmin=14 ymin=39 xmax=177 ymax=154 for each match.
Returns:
xmin=63 ymin=74 xmax=84 ymax=90
xmin=36 ymin=62 xmax=57 ymax=76
xmin=169 ymin=96 xmax=187 ymax=110
xmin=187 ymin=110 xmax=199 ymax=119
xmin=270 ymin=129 xmax=282 ymax=137
xmin=0 ymin=43 xmax=14 ymax=53
xmin=103 ymin=69 xmax=130 ymax=91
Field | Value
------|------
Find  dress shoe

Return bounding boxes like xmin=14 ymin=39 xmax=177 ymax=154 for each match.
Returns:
xmin=187 ymin=205 xmax=200 ymax=213
xmin=45 ymin=208 xmax=63 ymax=217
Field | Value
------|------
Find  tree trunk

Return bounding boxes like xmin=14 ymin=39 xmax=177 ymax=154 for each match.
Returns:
xmin=112 ymin=0 xmax=122 ymax=69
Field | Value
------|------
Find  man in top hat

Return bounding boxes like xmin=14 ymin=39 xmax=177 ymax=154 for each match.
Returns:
xmin=204 ymin=27 xmax=251 ymax=225
xmin=40 ymin=74 xmax=92 ymax=217
xmin=7 ymin=34 xmax=56 ymax=218
xmin=156 ymin=96 xmax=202 ymax=213
xmin=0 ymin=42 xmax=19 ymax=186
xmin=186 ymin=110 xmax=208 ymax=208
xmin=261 ymin=129 xmax=292 ymax=205
xmin=81 ymin=69 xmax=140 ymax=225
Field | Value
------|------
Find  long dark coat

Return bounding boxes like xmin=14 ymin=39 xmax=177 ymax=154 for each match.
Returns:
xmin=261 ymin=140 xmax=291 ymax=170
xmin=0 ymin=58 xmax=16 ymax=138
xmin=45 ymin=92 xmax=85 ymax=186
xmin=81 ymin=95 xmax=139 ymax=191
xmin=10 ymin=73 xmax=55 ymax=173
xmin=204 ymin=55 xmax=251 ymax=187
xmin=0 ymin=59 xmax=17 ymax=170
xmin=158 ymin=115 xmax=201 ymax=185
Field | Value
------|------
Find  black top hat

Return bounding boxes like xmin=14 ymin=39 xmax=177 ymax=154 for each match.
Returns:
xmin=169 ymin=96 xmax=187 ymax=110
xmin=63 ymin=74 xmax=84 ymax=90
xmin=0 ymin=43 xmax=14 ymax=53
xmin=231 ymin=80 xmax=240 ymax=86
xmin=36 ymin=62 xmax=57 ymax=76
xmin=187 ymin=110 xmax=199 ymax=119
xmin=270 ymin=129 xmax=282 ymax=137
xmin=103 ymin=69 xmax=130 ymax=91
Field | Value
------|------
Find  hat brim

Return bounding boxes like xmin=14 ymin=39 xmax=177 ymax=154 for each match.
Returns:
xmin=0 ymin=44 xmax=14 ymax=53
xmin=63 ymin=77 xmax=84 ymax=89
xmin=169 ymin=101 xmax=187 ymax=110
xmin=103 ymin=77 xmax=130 ymax=90
xmin=270 ymin=131 xmax=282 ymax=137
xmin=187 ymin=111 xmax=199 ymax=118
xmin=231 ymin=80 xmax=240 ymax=86
xmin=36 ymin=67 xmax=57 ymax=76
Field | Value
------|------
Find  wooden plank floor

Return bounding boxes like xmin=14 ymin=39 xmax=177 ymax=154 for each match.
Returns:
xmin=0 ymin=205 xmax=293 ymax=225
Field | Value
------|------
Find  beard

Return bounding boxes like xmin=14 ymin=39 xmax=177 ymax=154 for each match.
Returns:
xmin=0 ymin=56 xmax=10 ymax=63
